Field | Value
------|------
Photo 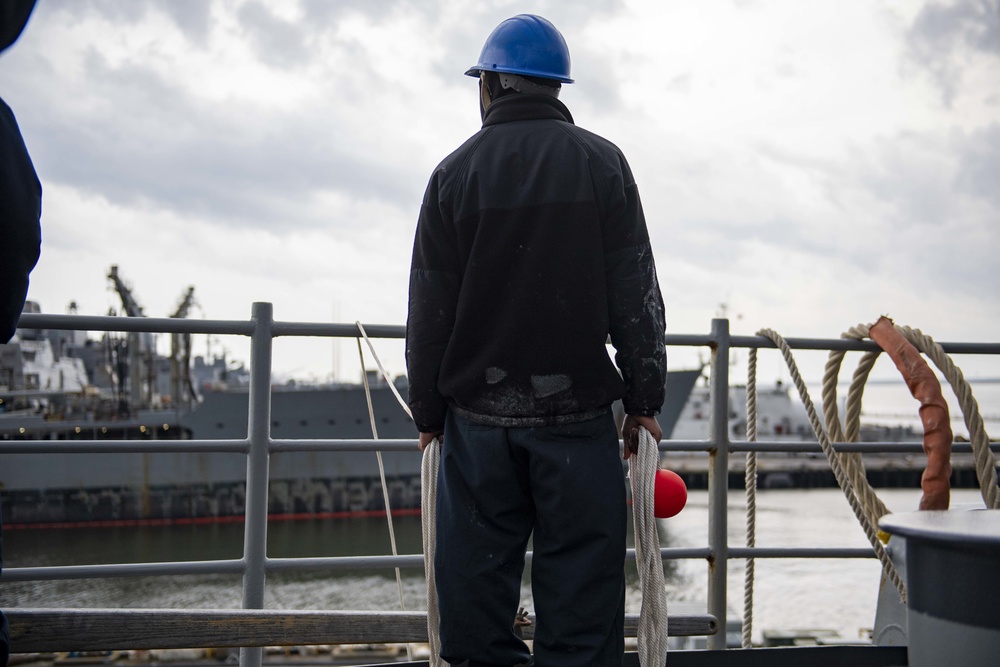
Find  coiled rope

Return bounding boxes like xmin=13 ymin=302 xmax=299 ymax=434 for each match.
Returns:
xmin=824 ymin=323 xmax=1000 ymax=510
xmin=630 ymin=427 xmax=670 ymax=666
xmin=743 ymin=322 xmax=1000 ymax=641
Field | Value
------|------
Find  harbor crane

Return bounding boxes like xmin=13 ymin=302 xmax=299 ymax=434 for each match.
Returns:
xmin=107 ymin=265 xmax=152 ymax=411
xmin=169 ymin=286 xmax=197 ymax=409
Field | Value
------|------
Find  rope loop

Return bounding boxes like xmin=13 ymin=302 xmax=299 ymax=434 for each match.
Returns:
xmin=757 ymin=328 xmax=907 ymax=602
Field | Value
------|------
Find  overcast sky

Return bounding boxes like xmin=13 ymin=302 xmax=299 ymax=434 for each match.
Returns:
xmin=2 ymin=0 xmax=998 ymax=385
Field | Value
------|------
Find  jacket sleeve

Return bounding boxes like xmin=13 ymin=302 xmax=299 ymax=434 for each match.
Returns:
xmin=405 ymin=171 xmax=460 ymax=433
xmin=0 ymin=97 xmax=42 ymax=344
xmin=602 ymin=159 xmax=666 ymax=417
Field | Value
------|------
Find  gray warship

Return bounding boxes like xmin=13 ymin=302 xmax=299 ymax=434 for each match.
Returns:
xmin=0 ymin=267 xmax=701 ymax=527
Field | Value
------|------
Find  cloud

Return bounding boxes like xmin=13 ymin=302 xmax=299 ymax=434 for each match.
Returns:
xmin=3 ymin=0 xmax=998 ymax=381
xmin=906 ymin=0 xmax=1000 ymax=104
xmin=159 ymin=0 xmax=212 ymax=45
xmin=237 ymin=1 xmax=309 ymax=69
xmin=954 ymin=122 xmax=1000 ymax=207
xmin=10 ymin=3 xmax=431 ymax=234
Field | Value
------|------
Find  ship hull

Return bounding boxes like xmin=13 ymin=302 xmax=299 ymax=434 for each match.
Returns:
xmin=1 ymin=371 xmax=703 ymax=527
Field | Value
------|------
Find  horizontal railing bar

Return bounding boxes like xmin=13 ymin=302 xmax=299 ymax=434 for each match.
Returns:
xmin=730 ymin=335 xmax=880 ymax=352
xmin=0 ymin=439 xmax=249 ymax=454
xmin=729 ymin=547 xmax=875 ymax=559
xmin=659 ymin=440 xmax=717 ymax=452
xmin=272 ymin=322 xmax=406 ymax=338
xmin=731 ymin=441 xmax=1000 ymax=454
xmin=16 ymin=313 xmax=254 ymax=335
xmin=653 ymin=547 xmax=714 ymax=560
xmin=266 ymin=554 xmax=425 ymax=572
xmin=3 ymin=548 xmax=724 ymax=584
xmin=729 ymin=334 xmax=1000 ymax=354
xmin=2 ymin=438 xmax=997 ymax=456
xmin=5 ymin=608 xmax=718 ymax=652
xmin=269 ymin=438 xmax=417 ymax=453
xmin=268 ymin=547 xmax=719 ymax=574
xmin=1 ymin=559 xmax=245 ymax=582
xmin=16 ymin=314 xmax=997 ymax=354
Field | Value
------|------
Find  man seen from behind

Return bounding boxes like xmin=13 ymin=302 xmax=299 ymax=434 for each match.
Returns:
xmin=406 ymin=14 xmax=666 ymax=667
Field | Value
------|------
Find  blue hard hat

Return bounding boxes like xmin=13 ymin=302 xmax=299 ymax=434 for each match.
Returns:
xmin=465 ymin=14 xmax=573 ymax=84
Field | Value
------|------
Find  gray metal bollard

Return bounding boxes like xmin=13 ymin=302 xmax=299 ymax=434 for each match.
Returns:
xmin=871 ymin=535 xmax=908 ymax=646
xmin=879 ymin=510 xmax=1000 ymax=667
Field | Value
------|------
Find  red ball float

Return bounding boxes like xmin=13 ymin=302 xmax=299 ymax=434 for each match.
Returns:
xmin=653 ymin=469 xmax=688 ymax=518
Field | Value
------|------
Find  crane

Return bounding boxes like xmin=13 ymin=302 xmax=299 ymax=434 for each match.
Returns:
xmin=169 ymin=286 xmax=197 ymax=409
xmin=107 ymin=265 xmax=153 ymax=410
xmin=107 ymin=265 xmax=145 ymax=318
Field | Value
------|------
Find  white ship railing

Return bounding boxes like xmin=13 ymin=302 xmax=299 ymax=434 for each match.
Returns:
xmin=2 ymin=303 xmax=999 ymax=664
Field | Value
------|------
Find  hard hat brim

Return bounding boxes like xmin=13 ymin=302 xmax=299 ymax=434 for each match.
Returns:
xmin=464 ymin=65 xmax=573 ymax=84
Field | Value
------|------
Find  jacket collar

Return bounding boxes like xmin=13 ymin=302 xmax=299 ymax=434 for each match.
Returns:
xmin=482 ymin=94 xmax=575 ymax=128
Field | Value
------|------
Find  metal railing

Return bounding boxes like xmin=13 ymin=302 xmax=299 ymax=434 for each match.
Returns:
xmin=3 ymin=305 xmax=999 ymax=664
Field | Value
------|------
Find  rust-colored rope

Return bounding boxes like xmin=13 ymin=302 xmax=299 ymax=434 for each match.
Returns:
xmin=868 ymin=317 xmax=952 ymax=510
xmin=893 ymin=324 xmax=1000 ymax=509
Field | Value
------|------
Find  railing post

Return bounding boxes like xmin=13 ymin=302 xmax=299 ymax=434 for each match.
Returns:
xmin=707 ymin=318 xmax=730 ymax=650
xmin=240 ymin=302 xmax=273 ymax=667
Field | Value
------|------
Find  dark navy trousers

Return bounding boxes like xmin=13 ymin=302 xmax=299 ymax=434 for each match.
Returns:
xmin=435 ymin=410 xmax=627 ymax=667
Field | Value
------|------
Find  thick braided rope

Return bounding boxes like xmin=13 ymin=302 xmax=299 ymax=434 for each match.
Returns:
xmin=742 ymin=349 xmax=758 ymax=649
xmin=843 ymin=351 xmax=891 ymax=528
xmin=421 ymin=439 xmax=444 ymax=667
xmin=828 ymin=323 xmax=999 ymax=510
xmin=758 ymin=329 xmax=906 ymax=602
xmin=822 ymin=324 xmax=890 ymax=528
xmin=630 ymin=427 xmax=670 ymax=666
xmin=894 ymin=325 xmax=1000 ymax=509
xmin=844 ymin=351 xmax=879 ymax=444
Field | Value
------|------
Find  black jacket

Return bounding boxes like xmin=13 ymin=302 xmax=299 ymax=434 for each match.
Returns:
xmin=1 ymin=0 xmax=41 ymax=344
xmin=406 ymin=94 xmax=665 ymax=432
xmin=0 ymin=97 xmax=41 ymax=343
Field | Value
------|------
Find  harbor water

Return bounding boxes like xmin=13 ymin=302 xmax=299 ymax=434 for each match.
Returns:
xmin=2 ymin=487 xmax=989 ymax=645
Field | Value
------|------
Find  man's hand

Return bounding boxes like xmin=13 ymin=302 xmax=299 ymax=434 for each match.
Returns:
xmin=622 ymin=415 xmax=662 ymax=460
xmin=418 ymin=431 xmax=443 ymax=452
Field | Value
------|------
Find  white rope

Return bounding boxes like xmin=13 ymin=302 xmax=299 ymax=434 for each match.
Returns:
xmin=421 ymin=438 xmax=444 ymax=667
xmin=355 ymin=322 xmax=412 ymax=420
xmin=354 ymin=332 xmax=413 ymax=663
xmin=630 ymin=426 xmax=669 ymax=666
xmin=353 ymin=323 xmax=445 ymax=663
xmin=742 ymin=349 xmax=758 ymax=649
